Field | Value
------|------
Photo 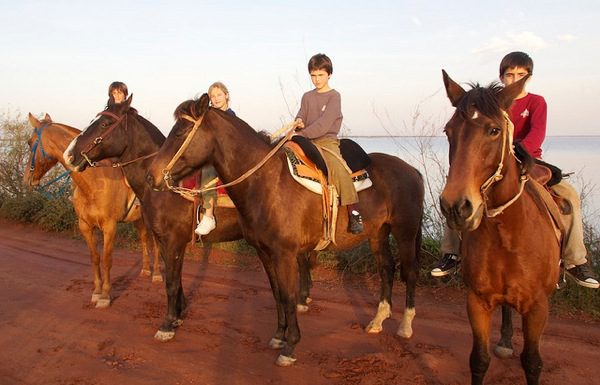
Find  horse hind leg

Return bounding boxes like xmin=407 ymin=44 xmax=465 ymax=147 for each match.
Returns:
xmin=365 ymin=230 xmax=394 ymax=334
xmin=494 ymin=304 xmax=514 ymax=358
xmin=297 ymin=251 xmax=315 ymax=313
xmin=273 ymin=254 xmax=301 ymax=366
xmin=78 ymin=220 xmax=102 ymax=304
xmin=520 ymin=300 xmax=549 ymax=385
xmin=134 ymin=219 xmax=162 ymax=283
xmin=394 ymin=227 xmax=420 ymax=339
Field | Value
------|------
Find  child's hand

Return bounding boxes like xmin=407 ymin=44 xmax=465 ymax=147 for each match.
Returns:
xmin=293 ymin=118 xmax=305 ymax=131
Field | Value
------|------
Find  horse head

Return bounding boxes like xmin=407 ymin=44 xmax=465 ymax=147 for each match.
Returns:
xmin=147 ymin=93 xmax=211 ymax=190
xmin=64 ymin=95 xmax=134 ymax=171
xmin=439 ymin=70 xmax=529 ymax=231
xmin=24 ymin=113 xmax=59 ymax=188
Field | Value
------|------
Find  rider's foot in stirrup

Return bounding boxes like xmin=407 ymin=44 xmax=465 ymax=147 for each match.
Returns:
xmin=565 ymin=261 xmax=599 ymax=289
xmin=431 ymin=253 xmax=461 ymax=277
xmin=348 ymin=210 xmax=363 ymax=234
xmin=195 ymin=215 xmax=216 ymax=236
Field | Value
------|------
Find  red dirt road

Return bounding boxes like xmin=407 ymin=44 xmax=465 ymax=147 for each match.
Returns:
xmin=1 ymin=220 xmax=599 ymax=385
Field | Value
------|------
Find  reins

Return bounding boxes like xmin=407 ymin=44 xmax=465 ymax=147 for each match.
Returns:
xmin=29 ymin=122 xmax=52 ymax=170
xmin=163 ymin=114 xmax=295 ymax=199
xmin=480 ymin=112 xmax=529 ymax=217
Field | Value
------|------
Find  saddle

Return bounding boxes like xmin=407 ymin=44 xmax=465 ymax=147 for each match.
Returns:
xmin=283 ymin=137 xmax=373 ymax=250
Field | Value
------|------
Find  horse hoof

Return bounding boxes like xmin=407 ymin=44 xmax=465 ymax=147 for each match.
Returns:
xmin=152 ymin=274 xmax=163 ymax=283
xmin=154 ymin=330 xmax=175 ymax=342
xmin=95 ymin=298 xmax=111 ymax=308
xmin=268 ymin=338 xmax=285 ymax=349
xmin=140 ymin=269 xmax=152 ymax=278
xmin=91 ymin=293 xmax=101 ymax=303
xmin=275 ymin=354 xmax=297 ymax=366
xmin=396 ymin=325 xmax=413 ymax=339
xmin=296 ymin=304 xmax=309 ymax=313
xmin=493 ymin=345 xmax=514 ymax=359
xmin=365 ymin=322 xmax=383 ymax=334
xmin=305 ymin=297 xmax=312 ymax=304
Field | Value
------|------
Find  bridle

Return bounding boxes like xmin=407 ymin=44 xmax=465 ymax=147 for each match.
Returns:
xmin=478 ymin=111 xmax=528 ymax=217
xmin=29 ymin=122 xmax=52 ymax=171
xmin=78 ymin=111 xmax=127 ymax=168
xmin=162 ymin=112 xmax=294 ymax=199
xmin=77 ymin=110 xmax=157 ymax=168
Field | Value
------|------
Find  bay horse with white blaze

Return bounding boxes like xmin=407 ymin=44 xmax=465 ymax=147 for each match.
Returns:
xmin=62 ymin=100 xmax=245 ymax=341
xmin=439 ymin=71 xmax=560 ymax=385
xmin=24 ymin=113 xmax=161 ymax=308
xmin=147 ymin=95 xmax=424 ymax=366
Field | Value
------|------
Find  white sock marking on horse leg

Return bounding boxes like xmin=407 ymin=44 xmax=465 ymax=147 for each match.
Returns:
xmin=366 ymin=300 xmax=391 ymax=333
xmin=397 ymin=307 xmax=416 ymax=338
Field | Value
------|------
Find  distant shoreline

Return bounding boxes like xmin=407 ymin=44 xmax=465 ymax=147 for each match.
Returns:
xmin=346 ymin=135 xmax=600 ymax=138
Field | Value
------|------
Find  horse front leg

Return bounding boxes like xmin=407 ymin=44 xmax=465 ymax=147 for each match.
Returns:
xmin=154 ymin=244 xmax=186 ymax=341
xmin=258 ymin=253 xmax=286 ymax=349
xmin=96 ymin=221 xmax=117 ymax=308
xmin=467 ymin=292 xmax=493 ymax=385
xmin=365 ymin=232 xmax=394 ymax=333
xmin=274 ymin=254 xmax=301 ymax=366
xmin=494 ymin=304 xmax=514 ymax=358
xmin=520 ymin=300 xmax=549 ymax=385
xmin=79 ymin=220 xmax=101 ymax=304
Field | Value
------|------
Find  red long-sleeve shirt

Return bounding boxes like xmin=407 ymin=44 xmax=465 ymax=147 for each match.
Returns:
xmin=509 ymin=93 xmax=547 ymax=158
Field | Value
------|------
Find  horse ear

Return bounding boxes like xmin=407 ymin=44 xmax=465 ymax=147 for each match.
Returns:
xmin=442 ymin=69 xmax=465 ymax=107
xmin=44 ymin=113 xmax=52 ymax=122
xmin=125 ymin=94 xmax=133 ymax=108
xmin=498 ymin=74 xmax=530 ymax=111
xmin=196 ymin=93 xmax=210 ymax=116
xmin=28 ymin=112 xmax=41 ymax=128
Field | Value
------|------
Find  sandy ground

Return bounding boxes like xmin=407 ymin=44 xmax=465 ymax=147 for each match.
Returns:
xmin=1 ymin=219 xmax=599 ymax=385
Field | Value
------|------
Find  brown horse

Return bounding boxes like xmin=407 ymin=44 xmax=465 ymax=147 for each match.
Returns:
xmin=439 ymin=71 xmax=560 ymax=385
xmin=24 ymin=113 xmax=161 ymax=308
xmin=143 ymin=95 xmax=424 ymax=365
xmin=61 ymin=104 xmax=247 ymax=342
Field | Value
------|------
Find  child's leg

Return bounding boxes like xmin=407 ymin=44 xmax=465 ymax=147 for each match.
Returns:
xmin=550 ymin=180 xmax=587 ymax=267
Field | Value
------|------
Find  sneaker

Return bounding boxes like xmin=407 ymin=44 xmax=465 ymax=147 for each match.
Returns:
xmin=348 ymin=211 xmax=363 ymax=234
xmin=431 ymin=253 xmax=460 ymax=277
xmin=565 ymin=262 xmax=599 ymax=289
xmin=195 ymin=215 xmax=216 ymax=236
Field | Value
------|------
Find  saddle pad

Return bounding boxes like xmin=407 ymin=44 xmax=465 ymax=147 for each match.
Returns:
xmin=283 ymin=144 xmax=372 ymax=195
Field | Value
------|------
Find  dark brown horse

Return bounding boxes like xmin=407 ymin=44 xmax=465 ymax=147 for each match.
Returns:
xmin=439 ymin=71 xmax=560 ymax=385
xmin=62 ymin=102 xmax=244 ymax=341
xmin=24 ymin=113 xmax=161 ymax=307
xmin=143 ymin=95 xmax=424 ymax=365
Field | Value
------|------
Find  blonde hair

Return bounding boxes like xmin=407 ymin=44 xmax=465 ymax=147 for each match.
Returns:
xmin=208 ymin=81 xmax=230 ymax=102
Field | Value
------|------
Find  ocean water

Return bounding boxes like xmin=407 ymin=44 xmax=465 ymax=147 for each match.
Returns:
xmin=351 ymin=136 xmax=600 ymax=227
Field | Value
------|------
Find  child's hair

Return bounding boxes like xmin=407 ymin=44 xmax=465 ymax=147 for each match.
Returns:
xmin=308 ymin=53 xmax=333 ymax=75
xmin=499 ymin=51 xmax=534 ymax=77
xmin=108 ymin=81 xmax=128 ymax=98
xmin=208 ymin=81 xmax=230 ymax=101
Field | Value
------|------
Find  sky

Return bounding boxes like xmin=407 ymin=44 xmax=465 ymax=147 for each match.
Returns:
xmin=1 ymin=0 xmax=599 ymax=137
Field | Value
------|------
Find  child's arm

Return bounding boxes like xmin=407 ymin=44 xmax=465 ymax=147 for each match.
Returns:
xmin=519 ymin=97 xmax=547 ymax=157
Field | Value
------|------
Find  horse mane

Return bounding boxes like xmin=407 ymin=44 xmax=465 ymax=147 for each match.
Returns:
xmin=456 ymin=82 xmax=505 ymax=120
xmin=135 ymin=114 xmax=165 ymax=146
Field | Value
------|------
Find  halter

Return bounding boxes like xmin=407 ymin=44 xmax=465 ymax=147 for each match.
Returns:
xmin=480 ymin=111 xmax=528 ymax=217
xmin=29 ymin=122 xmax=52 ymax=171
xmin=78 ymin=111 xmax=127 ymax=168
xmin=162 ymin=113 xmax=295 ymax=199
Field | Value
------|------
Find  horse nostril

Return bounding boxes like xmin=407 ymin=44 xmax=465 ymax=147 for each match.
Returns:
xmin=458 ymin=198 xmax=473 ymax=218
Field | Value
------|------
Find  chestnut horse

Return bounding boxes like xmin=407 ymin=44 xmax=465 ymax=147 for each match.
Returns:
xmin=24 ymin=113 xmax=161 ymax=307
xmin=62 ymin=103 xmax=250 ymax=342
xmin=143 ymin=95 xmax=424 ymax=365
xmin=439 ymin=71 xmax=560 ymax=385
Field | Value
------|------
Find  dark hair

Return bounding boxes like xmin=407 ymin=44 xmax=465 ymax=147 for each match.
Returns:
xmin=499 ymin=51 xmax=534 ymax=77
xmin=308 ymin=53 xmax=333 ymax=75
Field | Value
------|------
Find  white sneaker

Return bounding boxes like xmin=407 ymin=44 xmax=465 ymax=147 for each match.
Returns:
xmin=195 ymin=215 xmax=216 ymax=236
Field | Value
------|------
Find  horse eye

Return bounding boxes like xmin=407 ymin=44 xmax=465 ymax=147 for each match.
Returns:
xmin=488 ymin=127 xmax=501 ymax=136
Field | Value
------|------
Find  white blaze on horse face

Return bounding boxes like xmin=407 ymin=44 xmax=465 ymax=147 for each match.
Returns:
xmin=63 ymin=135 xmax=80 ymax=166
xmin=471 ymin=110 xmax=479 ymax=120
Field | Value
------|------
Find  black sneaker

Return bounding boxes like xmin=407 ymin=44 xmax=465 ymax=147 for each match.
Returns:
xmin=348 ymin=211 xmax=363 ymax=234
xmin=431 ymin=253 xmax=460 ymax=277
xmin=565 ymin=262 xmax=599 ymax=289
